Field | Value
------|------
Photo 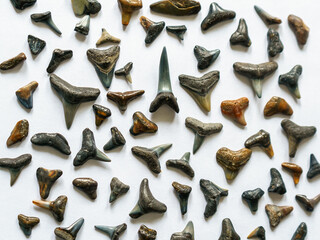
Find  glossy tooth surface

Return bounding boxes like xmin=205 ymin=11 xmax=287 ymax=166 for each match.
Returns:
xmin=278 ymin=65 xmax=302 ymax=99
xmin=268 ymin=168 xmax=286 ymax=194
xmin=118 ymin=0 xmax=142 ymax=26
xmin=166 ymin=25 xmax=187 ymax=40
xmin=16 ymin=81 xmax=38 ymax=109
xmin=73 ymin=177 xmax=98 ymax=200
xmin=37 ymin=167 xmax=63 ymax=199
xmin=130 ymin=111 xmax=158 ymax=136
xmin=108 ymin=90 xmax=145 ymax=112
xmin=140 ymin=16 xmax=165 ymax=44
xmin=95 ymin=223 xmax=127 ymax=240
xmin=288 ymin=14 xmax=309 ymax=45
xmin=7 ymin=119 xmax=29 ymax=147
xmin=230 ymin=18 xmax=251 ymax=47
xmin=254 ymin=5 xmax=281 ymax=25
xmin=18 ymin=214 xmax=40 ymax=237
xmin=138 ymin=225 xmax=157 ymax=240
xmin=221 ymin=97 xmax=249 ymax=126
xmin=150 ymin=0 xmax=201 ymax=16
xmin=244 ymin=129 xmax=274 ymax=158
xmin=194 ymin=45 xmax=220 ymax=70
xmin=31 ymin=133 xmax=71 ymax=155
xmin=115 ymin=62 xmax=133 ymax=83
xmin=28 ymin=35 xmax=46 ymax=55
xmin=307 ymin=154 xmax=320 ymax=179
xmin=0 ymin=52 xmax=26 ymax=71
xmin=267 ymin=28 xmax=283 ymax=57
xmin=171 ymin=221 xmax=194 ymax=240
xmin=281 ymin=119 xmax=316 ymax=158
xmin=104 ymin=127 xmax=126 ymax=151
xmin=92 ymin=104 xmax=111 ymax=126
xmin=247 ymin=226 xmax=266 ymax=240
xmin=179 ymin=71 xmax=219 ymax=112
xmin=282 ymin=162 xmax=302 ymax=185
xmin=71 ymin=0 xmax=101 ymax=15
xmin=47 ymin=49 xmax=73 ymax=73
xmin=31 ymin=11 xmax=61 ymax=35
xmin=96 ymin=28 xmax=121 ymax=46
xmin=265 ymin=204 xmax=293 ymax=228
xmin=218 ymin=218 xmax=240 ymax=240
xmin=54 ymin=218 xmax=84 ymax=240
xmin=264 ymin=96 xmax=293 ymax=117
xmin=74 ymin=15 xmax=90 ymax=35
xmin=109 ymin=177 xmax=130 ymax=203
xmin=11 ymin=0 xmax=36 ymax=10
xmin=166 ymin=152 xmax=194 ymax=178
xmin=242 ymin=188 xmax=265 ymax=212
xmin=291 ymin=222 xmax=307 ymax=240
xmin=131 ymin=144 xmax=172 ymax=174
xmin=129 ymin=178 xmax=167 ymax=218
xmin=172 ymin=182 xmax=192 ymax=215
xmin=295 ymin=193 xmax=320 ymax=212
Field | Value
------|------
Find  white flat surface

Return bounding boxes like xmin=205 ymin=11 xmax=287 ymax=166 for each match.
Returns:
xmin=0 ymin=0 xmax=319 ymax=239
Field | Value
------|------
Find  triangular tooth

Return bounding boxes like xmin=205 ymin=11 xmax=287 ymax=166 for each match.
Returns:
xmin=54 ymin=218 xmax=84 ymax=239
xmin=194 ymin=45 xmax=220 ymax=70
xmin=47 ymin=49 xmax=73 ymax=73
xmin=172 ymin=182 xmax=192 ymax=215
xmin=220 ymin=97 xmax=249 ymax=126
xmin=291 ymin=222 xmax=307 ymax=240
xmin=28 ymin=35 xmax=46 ymax=55
xmin=104 ymin=127 xmax=126 ymax=151
xmin=109 ymin=177 xmax=130 ymax=203
xmin=18 ymin=214 xmax=40 ymax=237
xmin=16 ymin=81 xmax=38 ymax=109
xmin=171 ymin=221 xmax=194 ymax=240
xmin=230 ymin=18 xmax=251 ymax=47
xmin=74 ymin=15 xmax=90 ymax=35
xmin=6 ymin=119 xmax=29 ymax=147
xmin=166 ymin=152 xmax=194 ymax=178
xmin=73 ymin=177 xmax=98 ymax=200
xmin=96 ymin=28 xmax=121 ymax=46
xmin=254 ymin=5 xmax=282 ymax=25
xmin=307 ymin=153 xmax=320 ymax=179
xmin=247 ymin=226 xmax=265 ymax=239
xmin=263 ymin=96 xmax=293 ymax=117
xmin=118 ymin=0 xmax=142 ymax=26
xmin=279 ymin=65 xmax=302 ymax=99
xmin=95 ymin=223 xmax=127 ymax=240
xmin=63 ymin=100 xmax=79 ymax=129
xmin=268 ymin=168 xmax=286 ymax=194
xmin=36 ymin=167 xmax=63 ymax=199
xmin=92 ymin=104 xmax=111 ymax=127
xmin=219 ymin=218 xmax=240 ymax=240
xmin=31 ymin=11 xmax=62 ymax=35
xmin=129 ymin=111 xmax=158 ymax=135
xmin=265 ymin=204 xmax=293 ymax=228
xmin=140 ymin=16 xmax=165 ymax=44
xmin=166 ymin=25 xmax=187 ymax=41
xmin=242 ymin=188 xmax=265 ymax=212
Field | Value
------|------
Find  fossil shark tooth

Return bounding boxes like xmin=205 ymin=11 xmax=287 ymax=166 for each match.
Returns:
xmin=0 ymin=52 xmax=26 ymax=71
xmin=233 ymin=62 xmax=278 ymax=98
xmin=200 ymin=179 xmax=228 ymax=218
xmin=278 ymin=65 xmax=302 ymax=99
xmin=166 ymin=25 xmax=187 ymax=40
xmin=216 ymin=147 xmax=252 ymax=181
xmin=242 ymin=188 xmax=265 ymax=212
xmin=96 ymin=28 xmax=121 ymax=46
xmin=109 ymin=177 xmax=130 ymax=203
xmin=281 ymin=119 xmax=316 ymax=158
xmin=263 ymin=96 xmax=293 ymax=117
xmin=7 ymin=119 xmax=29 ymax=147
xmin=295 ymin=194 xmax=320 ymax=212
xmin=129 ymin=178 xmax=167 ymax=218
xmin=138 ymin=225 xmax=157 ymax=240
xmin=244 ymin=129 xmax=274 ymax=158
xmin=307 ymin=154 xmax=320 ymax=179
xmin=179 ymin=71 xmax=219 ymax=112
xmin=221 ymin=97 xmax=249 ymax=126
xmin=31 ymin=133 xmax=71 ymax=155
xmin=36 ymin=167 xmax=63 ymax=199
xmin=230 ymin=18 xmax=251 ymax=47
xmin=201 ymin=2 xmax=236 ymax=31
xmin=47 ymin=49 xmax=73 ymax=73
xmin=130 ymin=111 xmax=158 ymax=136
xmin=194 ymin=45 xmax=220 ymax=70
xmin=95 ymin=223 xmax=127 ymax=240
xmin=268 ymin=168 xmax=286 ymax=194
xmin=172 ymin=182 xmax=192 ymax=215
xmin=74 ymin=128 xmax=111 ymax=166
xmin=118 ymin=0 xmax=142 ymax=26
xmin=16 ymin=81 xmax=38 ymax=109
xmin=150 ymin=0 xmax=201 ymax=16
xmin=104 ymin=127 xmax=126 ymax=151
xmin=32 ymin=195 xmax=67 ymax=222
xmin=31 ymin=11 xmax=62 ymax=35
xmin=282 ymin=162 xmax=302 ymax=185
xmin=265 ymin=204 xmax=293 ymax=228
xmin=166 ymin=152 xmax=194 ymax=178
xmin=288 ymin=15 xmax=309 ymax=46
xmin=18 ymin=214 xmax=40 ymax=237
xmin=218 ymin=218 xmax=240 ymax=240
xmin=11 ymin=0 xmax=37 ymax=10
xmin=73 ymin=177 xmax=98 ymax=200
xmin=247 ymin=226 xmax=265 ymax=240
xmin=87 ymin=46 xmax=120 ymax=89
xmin=71 ymin=0 xmax=101 ymax=15
xmin=254 ymin=5 xmax=281 ymax=25
xmin=0 ymin=154 xmax=31 ymax=186
xmin=131 ymin=144 xmax=172 ymax=174
xmin=115 ymin=62 xmax=133 ymax=83
xmin=150 ymin=47 xmax=179 ymax=113
xmin=140 ymin=16 xmax=165 ymax=44
xmin=50 ymin=74 xmax=100 ymax=129
xmin=291 ymin=222 xmax=307 ymax=240
xmin=74 ymin=15 xmax=90 ymax=35
xmin=92 ymin=104 xmax=111 ymax=127
xmin=171 ymin=221 xmax=194 ymax=240
xmin=28 ymin=35 xmax=46 ymax=55
xmin=108 ymin=90 xmax=145 ymax=112
xmin=54 ymin=218 xmax=84 ymax=240
xmin=267 ymin=28 xmax=283 ymax=57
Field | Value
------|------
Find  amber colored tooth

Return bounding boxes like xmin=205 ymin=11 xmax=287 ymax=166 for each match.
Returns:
xmin=6 ymin=119 xmax=29 ymax=147
xmin=107 ymin=90 xmax=145 ymax=112
xmin=92 ymin=104 xmax=111 ymax=127
xmin=16 ymin=81 xmax=38 ymax=109
xmin=265 ymin=204 xmax=293 ymax=228
xmin=281 ymin=162 xmax=302 ymax=185
xmin=221 ymin=97 xmax=249 ymax=126
xmin=117 ymin=0 xmax=142 ymax=26
xmin=288 ymin=14 xmax=310 ymax=46
xmin=291 ymin=222 xmax=307 ymax=240
xmin=36 ymin=167 xmax=63 ymax=199
xmin=130 ymin=111 xmax=158 ymax=136
xmin=18 ymin=214 xmax=40 ymax=237
xmin=263 ymin=96 xmax=293 ymax=117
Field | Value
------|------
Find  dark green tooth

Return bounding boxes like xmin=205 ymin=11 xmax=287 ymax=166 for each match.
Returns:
xmin=31 ymin=11 xmax=62 ymax=35
xmin=166 ymin=25 xmax=187 ymax=41
xmin=54 ymin=218 xmax=84 ymax=239
xmin=18 ymin=214 xmax=40 ymax=237
xmin=172 ymin=182 xmax=192 ymax=215
xmin=278 ymin=65 xmax=302 ymax=99
xmin=242 ymin=188 xmax=264 ymax=212
xmin=95 ymin=223 xmax=127 ymax=240
xmin=28 ymin=35 xmax=46 ymax=55
xmin=109 ymin=177 xmax=130 ymax=203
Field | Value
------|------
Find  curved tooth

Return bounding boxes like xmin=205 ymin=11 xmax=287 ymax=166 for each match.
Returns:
xmin=54 ymin=218 xmax=84 ymax=240
xmin=295 ymin=193 xmax=320 ymax=212
xmin=36 ymin=167 xmax=63 ymax=199
xmin=288 ymin=15 xmax=309 ymax=46
xmin=267 ymin=28 xmax=283 ymax=57
xmin=291 ymin=222 xmax=307 ymax=240
xmin=254 ymin=5 xmax=282 ymax=25
xmin=31 ymin=11 xmax=62 ymax=35
xmin=31 ymin=133 xmax=71 ymax=155
xmin=244 ymin=129 xmax=274 ymax=158
xmin=130 ymin=111 xmax=157 ymax=136
xmin=166 ymin=152 xmax=194 ymax=178
xmin=28 ymin=35 xmax=46 ymax=55
xmin=268 ymin=168 xmax=286 ymax=194
xmin=140 ymin=16 xmax=165 ymax=44
xmin=281 ymin=162 xmax=302 ymax=185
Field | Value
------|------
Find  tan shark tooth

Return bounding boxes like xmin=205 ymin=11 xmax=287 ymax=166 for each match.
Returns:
xmin=265 ymin=204 xmax=293 ymax=228
xmin=96 ymin=28 xmax=121 ymax=46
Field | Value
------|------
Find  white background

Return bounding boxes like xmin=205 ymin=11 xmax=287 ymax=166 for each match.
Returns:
xmin=0 ymin=0 xmax=319 ymax=239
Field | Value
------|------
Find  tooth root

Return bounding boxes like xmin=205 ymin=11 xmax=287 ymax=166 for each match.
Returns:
xmin=54 ymin=218 xmax=84 ymax=239
xmin=36 ymin=167 xmax=63 ymax=199
xmin=138 ymin=225 xmax=157 ymax=240
xmin=150 ymin=0 xmax=201 ymax=16
xmin=247 ymin=226 xmax=266 ymax=239
xmin=244 ymin=129 xmax=273 ymax=158
xmin=18 ymin=214 xmax=40 ymax=237
xmin=96 ymin=28 xmax=121 ymax=46
xmin=307 ymin=154 xmax=320 ymax=179
xmin=109 ymin=177 xmax=130 ymax=203
xmin=219 ymin=218 xmax=240 ymax=240
xmin=292 ymin=222 xmax=307 ymax=240
xmin=47 ymin=49 xmax=73 ymax=73
xmin=265 ymin=204 xmax=294 ymax=228
xmin=107 ymin=90 xmax=145 ymax=112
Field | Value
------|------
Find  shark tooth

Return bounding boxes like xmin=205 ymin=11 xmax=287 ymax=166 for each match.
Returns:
xmin=267 ymin=28 xmax=283 ymax=57
xmin=138 ymin=225 xmax=157 ymax=240
xmin=74 ymin=128 xmax=111 ymax=166
xmin=87 ymin=46 xmax=120 ymax=89
xmin=18 ymin=214 xmax=40 ymax=237
xmin=11 ymin=0 xmax=36 ymax=10
xmin=218 ymin=218 xmax=240 ymax=240
xmin=32 ymin=195 xmax=67 ymax=222
xmin=131 ymin=144 xmax=172 ymax=174
xmin=179 ymin=71 xmax=219 ymax=112
xmin=230 ymin=18 xmax=251 ymax=47
xmin=307 ymin=154 xmax=320 ymax=179
xmin=115 ymin=62 xmax=133 ymax=83
xmin=31 ymin=11 xmax=62 ymax=35
xmin=0 ymin=154 xmax=31 ymax=186
xmin=247 ymin=226 xmax=265 ymax=240
xmin=16 ymin=81 xmax=38 ymax=109
xmin=0 ymin=52 xmax=26 ymax=71
xmin=172 ymin=182 xmax=192 ymax=215
xmin=233 ymin=62 xmax=278 ymax=98
xmin=216 ymin=147 xmax=252 ymax=181
xmin=263 ymin=96 xmax=293 ymax=117
xmin=73 ymin=177 xmax=98 ymax=200
xmin=130 ymin=111 xmax=158 ymax=136
xmin=71 ymin=0 xmax=101 ymax=15
xmin=166 ymin=152 xmax=194 ymax=178
xmin=28 ymin=35 xmax=46 ymax=55
xmin=54 ymin=218 xmax=84 ymax=240
xmin=7 ymin=119 xmax=29 ymax=147
xmin=74 ymin=15 xmax=90 ymax=35
xmin=295 ymin=194 xmax=320 ymax=212
xmin=268 ymin=168 xmax=286 ymax=195
xmin=254 ymin=5 xmax=282 ymax=25
xmin=194 ymin=45 xmax=220 ymax=70
xmin=31 ymin=133 xmax=71 ymax=155
xmin=150 ymin=47 xmax=179 ymax=113
xmin=171 ymin=221 xmax=194 ymax=240
xmin=166 ymin=25 xmax=187 ymax=40
xmin=282 ymin=162 xmax=302 ymax=185
xmin=92 ymin=104 xmax=111 ymax=127
xmin=200 ymin=179 xmax=228 ymax=218
xmin=95 ymin=223 xmax=127 ymax=240
xmin=201 ymin=2 xmax=236 ymax=31
xmin=36 ymin=167 xmax=63 ymax=199
xmin=292 ymin=222 xmax=307 ymax=240
xmin=109 ymin=177 xmax=130 ymax=203
xmin=47 ymin=49 xmax=73 ymax=73
xmin=129 ymin=178 xmax=167 ymax=218
xmin=242 ymin=188 xmax=265 ymax=212
xmin=104 ymin=127 xmax=126 ymax=151
xmin=221 ymin=97 xmax=249 ymax=126
xmin=118 ymin=0 xmax=142 ymax=26
xmin=244 ymin=129 xmax=274 ymax=158
xmin=107 ymin=90 xmax=145 ymax=112
xmin=150 ymin=0 xmax=201 ymax=16
xmin=96 ymin=28 xmax=121 ymax=46
xmin=288 ymin=15 xmax=309 ymax=46
xmin=278 ymin=65 xmax=302 ymax=99
xmin=265 ymin=204 xmax=293 ymax=228
xmin=140 ymin=16 xmax=165 ymax=44
xmin=281 ymin=119 xmax=316 ymax=158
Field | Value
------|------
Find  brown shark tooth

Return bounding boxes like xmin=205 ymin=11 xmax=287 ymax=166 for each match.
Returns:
xmin=109 ymin=177 xmax=130 ymax=203
xmin=150 ymin=0 xmax=201 ymax=16
xmin=281 ymin=162 xmax=302 ymax=185
xmin=107 ymin=90 xmax=145 ymax=112
xmin=229 ymin=18 xmax=251 ymax=47
xmin=307 ymin=154 xmax=320 ymax=179
xmin=47 ymin=49 xmax=73 ymax=73
xmin=291 ymin=222 xmax=307 ymax=240
xmin=118 ymin=0 xmax=142 ymax=26
xmin=54 ymin=218 xmax=84 ymax=240
xmin=265 ymin=204 xmax=293 ymax=228
xmin=288 ymin=15 xmax=310 ymax=45
xmin=7 ymin=119 xmax=29 ymax=147
xmin=138 ymin=225 xmax=157 ymax=240
xmin=281 ymin=119 xmax=316 ymax=158
xmin=220 ymin=97 xmax=249 ymax=126
xmin=140 ymin=16 xmax=165 ymax=44
xmin=295 ymin=193 xmax=320 ymax=212
xmin=172 ymin=182 xmax=192 ymax=215
xmin=268 ymin=168 xmax=286 ymax=194
xmin=244 ymin=129 xmax=274 ymax=158
xmin=130 ymin=111 xmax=158 ymax=136
xmin=73 ymin=177 xmax=98 ymax=200
xmin=115 ymin=62 xmax=133 ymax=83
xmin=263 ymin=96 xmax=293 ymax=117
xmin=171 ymin=221 xmax=194 ymax=240
xmin=0 ymin=52 xmax=26 ymax=71
xmin=247 ymin=226 xmax=266 ymax=240
xmin=16 ymin=81 xmax=38 ymax=109
xmin=166 ymin=152 xmax=194 ymax=178
xmin=92 ymin=104 xmax=111 ymax=127
xmin=104 ymin=127 xmax=126 ymax=151
xmin=96 ymin=28 xmax=121 ymax=46
xmin=218 ymin=218 xmax=240 ymax=240
xmin=18 ymin=214 xmax=40 ymax=237
xmin=36 ymin=167 xmax=63 ymax=199
xmin=216 ymin=147 xmax=252 ymax=181
xmin=254 ymin=5 xmax=282 ymax=25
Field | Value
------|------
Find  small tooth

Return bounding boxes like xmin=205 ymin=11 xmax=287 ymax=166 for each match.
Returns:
xmin=28 ymin=35 xmax=46 ymax=55
xmin=254 ymin=5 xmax=282 ymax=25
xmin=291 ymin=222 xmax=307 ymax=240
xmin=0 ymin=52 xmax=26 ymax=71
xmin=92 ymin=104 xmax=111 ymax=127
xmin=104 ymin=127 xmax=126 ymax=151
xmin=140 ymin=16 xmax=165 ymax=44
xmin=96 ymin=28 xmax=121 ymax=46
xmin=278 ymin=65 xmax=302 ymax=99
xmin=118 ymin=0 xmax=142 ymax=26
xmin=18 ymin=214 xmax=40 ymax=237
xmin=16 ymin=81 xmax=38 ymax=109
xmin=115 ymin=62 xmax=133 ymax=83
xmin=74 ymin=15 xmax=90 ymax=35
xmin=109 ymin=177 xmax=130 ymax=203
xmin=71 ymin=0 xmax=101 ymax=15
xmin=47 ymin=49 xmax=73 ymax=73
xmin=265 ymin=204 xmax=293 ymax=228
xmin=171 ymin=221 xmax=194 ymax=240
xmin=31 ymin=11 xmax=62 ymax=35
xmin=138 ymin=225 xmax=157 ymax=240
xmin=149 ymin=0 xmax=201 ymax=16
xmin=172 ymin=181 xmax=192 ymax=215
xmin=221 ymin=97 xmax=249 ymax=126
xmin=295 ymin=193 xmax=320 ymax=212
xmin=247 ymin=226 xmax=265 ymax=239
xmin=307 ymin=154 xmax=320 ymax=179
xmin=36 ymin=167 xmax=63 ymax=199
xmin=268 ymin=168 xmax=286 ymax=195
xmin=230 ymin=18 xmax=251 ymax=47
xmin=218 ymin=218 xmax=240 ymax=240
xmin=267 ymin=28 xmax=283 ymax=57
xmin=107 ymin=90 xmax=145 ymax=112
xmin=244 ymin=129 xmax=274 ymax=158
xmin=242 ymin=188 xmax=265 ymax=212
xmin=54 ymin=218 xmax=84 ymax=240
xmin=73 ymin=177 xmax=98 ymax=200
xmin=166 ymin=25 xmax=187 ymax=41
xmin=194 ymin=45 xmax=220 ymax=70
xmin=288 ymin=14 xmax=310 ymax=46
xmin=263 ymin=96 xmax=293 ymax=117
xmin=281 ymin=162 xmax=303 ymax=185
xmin=95 ymin=223 xmax=127 ymax=240
xmin=6 ymin=119 xmax=29 ymax=147
xmin=11 ymin=0 xmax=36 ymax=10
xmin=130 ymin=111 xmax=158 ymax=136
xmin=31 ymin=132 xmax=71 ymax=155
xmin=166 ymin=152 xmax=194 ymax=178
